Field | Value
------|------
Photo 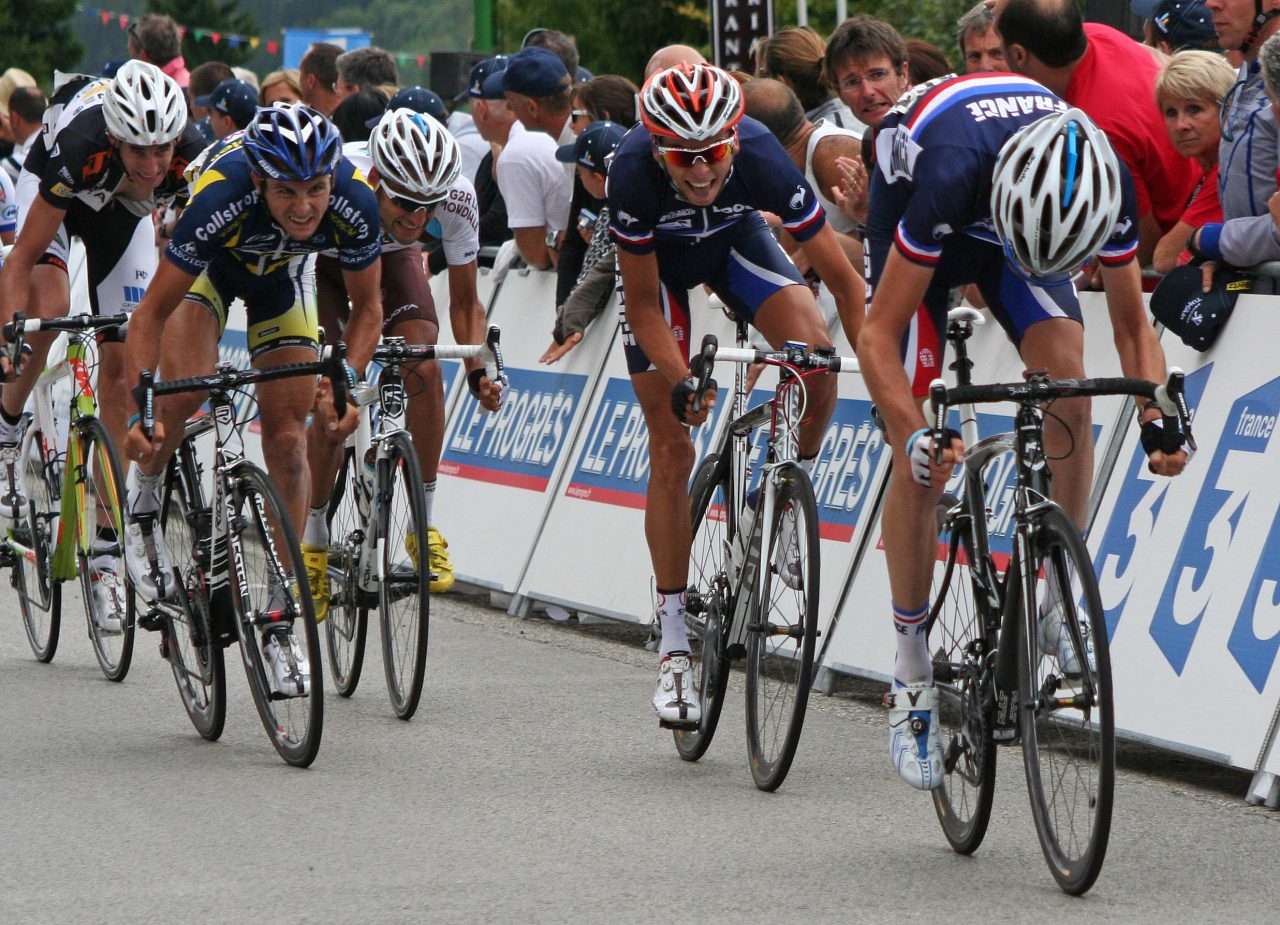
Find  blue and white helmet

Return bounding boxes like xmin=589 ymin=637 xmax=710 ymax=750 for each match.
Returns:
xmin=242 ymin=103 xmax=342 ymax=181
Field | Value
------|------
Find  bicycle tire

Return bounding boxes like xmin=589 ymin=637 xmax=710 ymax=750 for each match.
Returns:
xmin=673 ymin=453 xmax=733 ymax=762
xmin=744 ymin=465 xmax=819 ymax=792
xmin=928 ymin=492 xmax=998 ymax=855
xmin=1019 ymin=504 xmax=1114 ymax=895
xmin=325 ymin=447 xmax=370 ymax=697
xmin=159 ymin=463 xmax=226 ymax=741
xmin=228 ymin=464 xmax=324 ymax=767
xmin=76 ymin=419 xmax=137 ymax=682
xmin=13 ymin=423 xmax=62 ymax=662
xmin=377 ymin=433 xmax=429 ymax=720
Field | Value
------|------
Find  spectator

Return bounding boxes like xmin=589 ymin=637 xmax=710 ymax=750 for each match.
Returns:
xmin=1186 ymin=21 xmax=1280 ymax=290
xmin=2 ymin=86 xmax=45 ymax=181
xmin=755 ymin=26 xmax=865 ymax=133
xmin=467 ymin=57 xmax=515 ymax=265
xmin=645 ymin=45 xmax=706 ymax=77
xmin=336 ymin=46 xmax=400 ymax=101
xmin=299 ymin=43 xmax=343 ymax=116
xmin=232 ymin=67 xmax=259 ymax=90
xmin=189 ymin=61 xmax=235 ymax=145
xmin=484 ymin=47 xmax=574 ymax=270
xmin=370 ymin=87 xmax=446 ymax=128
xmin=1151 ymin=0 xmax=1220 ymax=54
xmin=331 ymin=89 xmax=389 ymax=143
xmin=445 ymin=80 xmax=491 ymax=190
xmin=0 ymin=68 xmax=37 ymax=152
xmin=823 ymin=15 xmax=911 ymax=131
xmin=522 ymin=27 xmax=580 ymax=76
xmin=260 ymin=69 xmax=302 ymax=106
xmin=995 ymin=0 xmax=1198 ymax=266
xmin=127 ymin=14 xmax=189 ymax=90
xmin=579 ymin=74 xmax=638 ymax=126
xmin=956 ymin=2 xmax=1007 ymax=73
xmin=541 ymin=120 xmax=628 ymax=364
xmin=1152 ymin=50 xmax=1236 ymax=272
xmin=196 ymin=79 xmax=258 ymax=140
xmin=906 ymin=39 xmax=953 ymax=83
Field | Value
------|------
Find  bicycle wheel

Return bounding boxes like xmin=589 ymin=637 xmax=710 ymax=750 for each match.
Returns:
xmin=75 ymin=419 xmax=137 ymax=682
xmin=12 ymin=424 xmax=62 ymax=662
xmin=928 ymin=493 xmax=998 ymax=855
xmin=325 ymin=448 xmax=369 ymax=697
xmin=160 ymin=462 xmax=226 ymax=741
xmin=745 ymin=465 xmax=819 ymax=792
xmin=377 ymin=433 xmax=429 ymax=720
xmin=1020 ymin=504 xmax=1114 ymax=895
xmin=228 ymin=464 xmax=324 ymax=767
xmin=672 ymin=452 xmax=733 ymax=762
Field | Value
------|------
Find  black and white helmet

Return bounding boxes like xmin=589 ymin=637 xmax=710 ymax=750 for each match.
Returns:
xmin=102 ymin=60 xmax=187 ymax=146
xmin=990 ymin=108 xmax=1123 ymax=280
xmin=369 ymin=108 xmax=461 ymax=203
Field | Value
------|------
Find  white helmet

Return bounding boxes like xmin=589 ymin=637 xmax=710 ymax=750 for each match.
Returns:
xmin=103 ymin=60 xmax=187 ymax=146
xmin=990 ymin=107 xmax=1123 ymax=279
xmin=368 ymin=108 xmax=461 ymax=204
xmin=640 ymin=63 xmax=744 ymax=142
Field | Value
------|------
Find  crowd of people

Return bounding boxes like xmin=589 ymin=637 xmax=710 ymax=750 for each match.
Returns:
xmin=0 ymin=0 xmax=1266 ymax=789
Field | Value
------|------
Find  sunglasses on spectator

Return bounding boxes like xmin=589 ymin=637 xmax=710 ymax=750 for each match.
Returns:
xmin=378 ymin=179 xmax=445 ymax=214
xmin=655 ymin=134 xmax=736 ymax=169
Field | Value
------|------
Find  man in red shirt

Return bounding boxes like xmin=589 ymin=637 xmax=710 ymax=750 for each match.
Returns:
xmin=995 ymin=0 xmax=1198 ymax=266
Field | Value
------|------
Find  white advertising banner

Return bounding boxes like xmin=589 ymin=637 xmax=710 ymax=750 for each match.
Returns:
xmin=432 ymin=269 xmax=614 ymax=592
xmin=1091 ymin=298 xmax=1280 ymax=769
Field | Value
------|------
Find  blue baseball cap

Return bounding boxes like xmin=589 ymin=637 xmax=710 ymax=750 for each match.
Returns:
xmin=1152 ymin=0 xmax=1218 ymax=50
xmin=576 ymin=66 xmax=594 ymax=82
xmin=482 ymin=46 xmax=570 ymax=99
xmin=468 ymin=55 xmax=510 ymax=100
xmin=555 ymin=120 xmax=626 ymax=172
xmin=366 ymin=86 xmax=446 ymax=128
xmin=1131 ymin=0 xmax=1161 ymax=17
xmin=196 ymin=78 xmax=258 ymax=128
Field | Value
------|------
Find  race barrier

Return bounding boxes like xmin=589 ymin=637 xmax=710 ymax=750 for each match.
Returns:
xmin=211 ymin=261 xmax=1280 ymax=805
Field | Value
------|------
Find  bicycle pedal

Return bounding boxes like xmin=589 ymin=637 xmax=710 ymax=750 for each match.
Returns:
xmin=139 ymin=609 xmax=166 ymax=632
xmin=658 ymin=717 xmax=699 ymax=730
xmin=725 ymin=642 xmax=746 ymax=660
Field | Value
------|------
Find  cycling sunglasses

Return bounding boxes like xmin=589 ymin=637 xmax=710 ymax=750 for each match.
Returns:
xmin=378 ymin=179 xmax=446 ymax=214
xmin=655 ymin=134 xmax=736 ymax=169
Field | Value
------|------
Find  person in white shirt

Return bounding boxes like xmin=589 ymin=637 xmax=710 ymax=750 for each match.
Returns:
xmin=2 ymin=86 xmax=44 ymax=183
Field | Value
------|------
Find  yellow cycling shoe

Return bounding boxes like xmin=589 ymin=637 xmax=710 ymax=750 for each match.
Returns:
xmin=301 ymin=543 xmax=330 ymax=623
xmin=424 ymin=526 xmax=455 ymax=593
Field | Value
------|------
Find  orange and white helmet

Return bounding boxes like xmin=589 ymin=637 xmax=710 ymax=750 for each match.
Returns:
xmin=639 ymin=63 xmax=744 ymax=142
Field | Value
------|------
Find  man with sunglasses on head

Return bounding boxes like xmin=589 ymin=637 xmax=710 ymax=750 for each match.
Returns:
xmin=306 ymin=109 xmax=505 ymax=608
xmin=609 ymin=62 xmax=865 ymax=727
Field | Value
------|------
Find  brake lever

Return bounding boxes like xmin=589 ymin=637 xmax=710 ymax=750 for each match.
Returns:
xmin=691 ymin=334 xmax=718 ymax=414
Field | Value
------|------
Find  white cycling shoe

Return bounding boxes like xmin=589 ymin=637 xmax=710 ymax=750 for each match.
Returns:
xmin=262 ymin=624 xmax=311 ymax=698
xmin=0 ymin=441 xmax=28 ymax=525
xmin=125 ymin=513 xmax=174 ymax=602
xmin=1038 ymin=605 xmax=1096 ymax=679
xmin=887 ymin=682 xmax=945 ymax=791
xmin=90 ymin=560 xmax=127 ymax=635
xmin=652 ymin=650 xmax=701 ymax=727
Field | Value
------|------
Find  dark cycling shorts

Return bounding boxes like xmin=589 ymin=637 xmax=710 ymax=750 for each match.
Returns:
xmin=619 ymin=212 xmax=807 ymax=375
xmin=892 ymin=235 xmax=1083 ymax=397
xmin=315 ymin=246 xmax=436 ymax=343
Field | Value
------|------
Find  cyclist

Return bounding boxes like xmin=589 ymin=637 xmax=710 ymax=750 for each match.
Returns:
xmin=304 ymin=108 xmax=504 ymax=617
xmin=0 ymin=60 xmax=201 ymax=633
xmin=608 ymin=63 xmax=865 ymax=726
xmin=857 ymin=73 xmax=1189 ymax=791
xmin=122 ymin=104 xmax=383 ymax=697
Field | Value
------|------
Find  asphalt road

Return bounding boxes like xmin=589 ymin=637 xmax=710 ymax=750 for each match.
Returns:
xmin=2 ymin=585 xmax=1278 ymax=924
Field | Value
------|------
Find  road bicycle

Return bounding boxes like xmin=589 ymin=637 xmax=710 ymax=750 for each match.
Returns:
xmin=925 ymin=306 xmax=1194 ymax=894
xmin=3 ymin=312 xmax=135 ymax=681
xmin=324 ymin=328 xmax=505 ymax=719
xmin=676 ymin=324 xmax=860 ymax=791
xmin=135 ymin=351 xmax=351 ymax=767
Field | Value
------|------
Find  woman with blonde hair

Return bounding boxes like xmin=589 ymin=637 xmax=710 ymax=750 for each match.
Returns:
xmin=1152 ymin=50 xmax=1237 ymax=272
xmin=259 ymin=69 xmax=302 ymax=106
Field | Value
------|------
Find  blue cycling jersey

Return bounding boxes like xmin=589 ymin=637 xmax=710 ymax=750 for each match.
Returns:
xmin=165 ymin=134 xmax=382 ymax=278
xmin=606 ymin=115 xmax=826 ymax=255
xmin=866 ymin=73 xmax=1139 ymax=275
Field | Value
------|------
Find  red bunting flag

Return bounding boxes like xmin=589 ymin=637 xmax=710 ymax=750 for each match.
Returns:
xmin=119 ymin=14 xmax=129 ymax=28
xmin=267 ymin=40 xmax=279 ymax=54
xmin=417 ymin=55 xmax=426 ymax=69
xmin=211 ymin=32 xmax=221 ymax=45
xmin=101 ymin=10 xmax=110 ymax=25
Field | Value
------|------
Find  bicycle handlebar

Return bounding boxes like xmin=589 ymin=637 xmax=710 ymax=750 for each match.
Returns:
xmin=689 ymin=333 xmax=859 ymax=413
xmin=3 ymin=312 xmax=130 ymax=343
xmin=370 ymin=325 xmax=505 ymax=394
xmin=927 ymin=367 xmax=1196 ymax=463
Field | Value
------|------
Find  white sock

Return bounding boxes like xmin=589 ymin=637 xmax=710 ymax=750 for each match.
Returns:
xmin=0 ymin=415 xmax=20 ymax=444
xmin=892 ymin=602 xmax=931 ymax=686
xmin=656 ymin=587 xmax=689 ymax=658
xmin=126 ymin=468 xmax=163 ymax=517
xmin=302 ymin=505 xmax=328 ymax=547
xmin=422 ymin=479 xmax=436 ymax=528
xmin=798 ymin=453 xmax=817 ymax=477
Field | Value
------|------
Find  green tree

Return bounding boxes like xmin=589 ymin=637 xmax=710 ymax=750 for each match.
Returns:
xmin=772 ymin=1 xmax=976 ymax=68
xmin=0 ymin=0 xmax=83 ymax=90
xmin=146 ymin=0 xmax=258 ymax=68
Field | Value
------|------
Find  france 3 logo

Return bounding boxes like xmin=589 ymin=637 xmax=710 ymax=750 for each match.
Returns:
xmin=1094 ymin=364 xmax=1280 ymax=693
xmin=441 ymin=367 xmax=588 ymax=492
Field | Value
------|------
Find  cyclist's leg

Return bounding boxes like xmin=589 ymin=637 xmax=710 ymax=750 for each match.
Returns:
xmin=307 ymin=255 xmax=350 ymax=528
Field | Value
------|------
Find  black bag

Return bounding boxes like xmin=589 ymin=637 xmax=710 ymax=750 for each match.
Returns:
xmin=1149 ymin=264 xmax=1252 ymax=351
